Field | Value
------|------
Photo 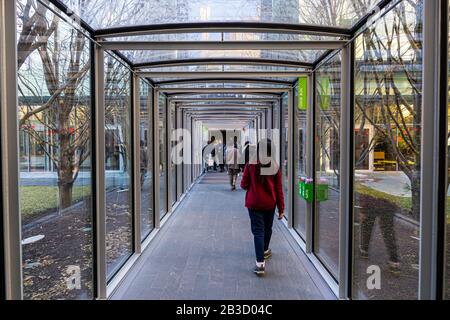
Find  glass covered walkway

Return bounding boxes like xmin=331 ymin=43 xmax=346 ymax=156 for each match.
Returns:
xmin=0 ymin=0 xmax=449 ymax=301
xmin=111 ymin=172 xmax=334 ymax=300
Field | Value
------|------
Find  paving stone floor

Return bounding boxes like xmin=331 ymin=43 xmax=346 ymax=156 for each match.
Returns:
xmin=111 ymin=172 xmax=335 ymax=300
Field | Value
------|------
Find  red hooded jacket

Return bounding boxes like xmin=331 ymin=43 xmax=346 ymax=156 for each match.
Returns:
xmin=240 ymin=163 xmax=285 ymax=212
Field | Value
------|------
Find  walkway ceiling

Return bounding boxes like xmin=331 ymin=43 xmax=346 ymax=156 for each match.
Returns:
xmin=48 ymin=0 xmax=395 ymax=128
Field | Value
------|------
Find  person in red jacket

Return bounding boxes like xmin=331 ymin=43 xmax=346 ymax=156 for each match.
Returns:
xmin=240 ymin=139 xmax=285 ymax=276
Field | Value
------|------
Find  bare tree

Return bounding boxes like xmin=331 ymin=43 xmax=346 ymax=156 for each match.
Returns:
xmin=353 ymin=0 xmax=423 ymax=220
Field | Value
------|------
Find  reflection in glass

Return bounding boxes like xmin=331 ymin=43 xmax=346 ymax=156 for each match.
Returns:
xmin=314 ymin=54 xmax=341 ymax=279
xmin=353 ymin=0 xmax=422 ymax=300
xmin=58 ymin=0 xmax=391 ymax=30
xmin=159 ymin=94 xmax=168 ymax=217
xmin=139 ymin=80 xmax=154 ymax=239
xmin=17 ymin=1 xmax=93 ymax=299
xmin=294 ymin=86 xmax=308 ymax=238
xmin=104 ymin=55 xmax=133 ymax=278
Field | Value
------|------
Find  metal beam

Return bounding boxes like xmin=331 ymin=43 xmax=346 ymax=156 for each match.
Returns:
xmin=167 ymin=92 xmax=282 ymax=98
xmin=338 ymin=43 xmax=354 ymax=300
xmin=144 ymin=71 xmax=307 ymax=79
xmin=170 ymin=98 xmax=278 ymax=103
xmin=94 ymin=21 xmax=352 ymax=38
xmin=93 ymin=45 xmax=107 ymax=300
xmin=419 ymin=0 xmax=444 ymax=300
xmin=153 ymin=90 xmax=161 ymax=228
xmin=160 ymin=88 xmax=290 ymax=94
xmin=135 ymin=58 xmax=313 ymax=69
xmin=100 ymin=40 xmax=347 ymax=51
xmin=178 ymin=104 xmax=270 ymax=109
xmin=0 ymin=0 xmax=22 ymax=300
xmin=132 ymin=74 xmax=142 ymax=254
xmin=155 ymin=78 xmax=293 ymax=86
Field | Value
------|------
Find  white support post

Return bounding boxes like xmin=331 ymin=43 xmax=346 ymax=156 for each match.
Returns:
xmin=176 ymin=105 xmax=183 ymax=200
xmin=0 ymin=0 xmax=22 ymax=300
xmin=339 ymin=43 xmax=353 ymax=300
xmin=153 ymin=90 xmax=161 ymax=228
xmin=287 ymin=88 xmax=294 ymax=229
xmin=305 ymin=73 xmax=315 ymax=254
xmin=166 ymin=97 xmax=172 ymax=214
xmin=94 ymin=45 xmax=107 ymax=300
xmin=419 ymin=0 xmax=444 ymax=300
xmin=132 ymin=74 xmax=142 ymax=253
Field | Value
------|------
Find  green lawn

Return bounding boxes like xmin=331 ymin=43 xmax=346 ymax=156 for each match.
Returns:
xmin=355 ymin=183 xmax=450 ymax=222
xmin=20 ymin=186 xmax=90 ymax=220
xmin=355 ymin=183 xmax=411 ymax=211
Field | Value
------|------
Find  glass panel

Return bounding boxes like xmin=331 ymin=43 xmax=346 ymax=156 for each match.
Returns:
xmin=294 ymin=86 xmax=308 ymax=238
xmin=159 ymin=94 xmax=168 ymax=217
xmin=104 ymin=55 xmax=133 ymax=278
xmin=281 ymin=93 xmax=289 ymax=219
xmin=59 ymin=0 xmax=392 ymax=30
xmin=353 ymin=0 xmax=422 ymax=300
xmin=139 ymin=80 xmax=154 ymax=239
xmin=314 ymin=54 xmax=341 ymax=279
xmin=17 ymin=0 xmax=93 ymax=299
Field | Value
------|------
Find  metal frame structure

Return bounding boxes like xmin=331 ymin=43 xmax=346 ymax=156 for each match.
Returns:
xmin=99 ymin=40 xmax=347 ymax=51
xmin=135 ymin=58 xmax=313 ymax=69
xmin=141 ymin=71 xmax=308 ymax=79
xmin=94 ymin=21 xmax=353 ymax=38
xmin=1 ymin=0 xmax=449 ymax=301
xmin=0 ymin=0 xmax=22 ymax=300
xmin=419 ymin=0 xmax=447 ymax=300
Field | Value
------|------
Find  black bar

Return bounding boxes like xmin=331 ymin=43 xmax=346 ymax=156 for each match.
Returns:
xmin=47 ymin=0 xmax=96 ymax=35
xmin=312 ymin=50 xmax=334 ymax=69
xmin=94 ymin=21 xmax=352 ymax=38
xmin=0 ymin=62 xmax=4 ymax=302
xmin=349 ymin=0 xmax=395 ymax=35
xmin=436 ymin=0 xmax=449 ymax=301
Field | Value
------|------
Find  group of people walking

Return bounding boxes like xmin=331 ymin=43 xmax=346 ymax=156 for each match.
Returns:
xmin=203 ymin=138 xmax=285 ymax=276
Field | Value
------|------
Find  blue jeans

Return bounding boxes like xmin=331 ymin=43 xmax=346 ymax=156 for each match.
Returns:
xmin=248 ymin=209 xmax=275 ymax=263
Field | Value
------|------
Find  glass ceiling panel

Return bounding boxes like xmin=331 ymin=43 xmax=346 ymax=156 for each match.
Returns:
xmin=122 ymin=50 xmax=325 ymax=64
xmin=59 ymin=0 xmax=386 ymax=30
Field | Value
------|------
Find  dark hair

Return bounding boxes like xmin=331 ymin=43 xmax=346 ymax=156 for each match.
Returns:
xmin=255 ymin=139 xmax=277 ymax=185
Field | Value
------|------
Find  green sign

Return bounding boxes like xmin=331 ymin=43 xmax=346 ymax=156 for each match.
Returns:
xmin=318 ymin=76 xmax=330 ymax=110
xmin=297 ymin=77 xmax=308 ymax=110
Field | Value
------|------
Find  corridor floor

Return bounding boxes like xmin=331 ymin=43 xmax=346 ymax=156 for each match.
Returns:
xmin=111 ymin=172 xmax=335 ymax=300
